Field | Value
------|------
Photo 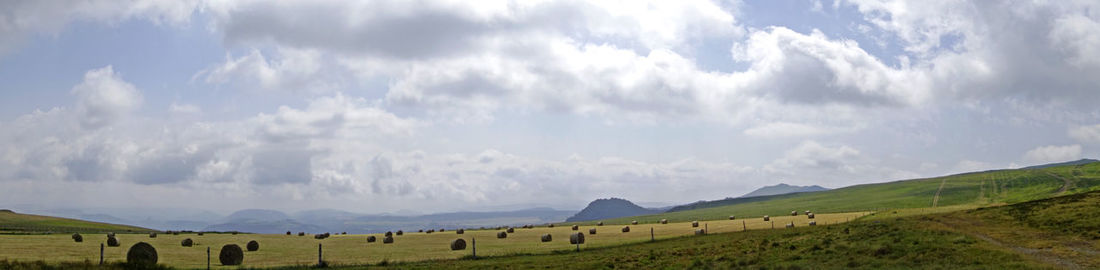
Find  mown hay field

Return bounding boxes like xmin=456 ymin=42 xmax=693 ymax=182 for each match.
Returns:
xmin=0 ymin=212 xmax=866 ymax=268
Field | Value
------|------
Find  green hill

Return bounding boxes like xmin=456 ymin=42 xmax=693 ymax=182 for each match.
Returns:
xmin=582 ymin=161 xmax=1100 ymax=225
xmin=0 ymin=209 xmax=155 ymax=234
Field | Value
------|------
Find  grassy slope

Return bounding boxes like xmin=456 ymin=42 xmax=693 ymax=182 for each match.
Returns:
xmin=0 ymin=210 xmax=154 ymax=234
xmin=578 ymin=162 xmax=1100 ymax=226
xmin=332 ymin=190 xmax=1100 ymax=269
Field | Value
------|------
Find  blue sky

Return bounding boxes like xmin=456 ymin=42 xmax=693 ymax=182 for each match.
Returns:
xmin=1 ymin=0 xmax=1099 ymax=214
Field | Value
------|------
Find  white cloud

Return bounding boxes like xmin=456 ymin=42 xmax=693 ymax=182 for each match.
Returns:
xmin=1023 ymin=145 xmax=1082 ymax=164
xmin=743 ymin=122 xmax=852 ymax=138
xmin=1069 ymin=124 xmax=1100 ymax=144
xmin=71 ymin=66 xmax=143 ymax=129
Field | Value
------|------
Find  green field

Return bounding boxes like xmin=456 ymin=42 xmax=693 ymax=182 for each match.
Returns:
xmin=0 ymin=210 xmax=154 ymax=234
xmin=581 ymin=162 xmax=1100 ymax=226
xmin=0 ymin=212 xmax=866 ymax=268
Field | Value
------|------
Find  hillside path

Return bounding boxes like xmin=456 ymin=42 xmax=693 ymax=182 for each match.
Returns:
xmin=932 ymin=215 xmax=1096 ymax=269
xmin=932 ymin=178 xmax=947 ymax=207
xmin=1046 ymin=172 xmax=1073 ymax=194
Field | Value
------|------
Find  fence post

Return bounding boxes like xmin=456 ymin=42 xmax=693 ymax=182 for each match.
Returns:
xmin=705 ymin=223 xmax=708 ymax=234
xmin=742 ymin=220 xmax=746 ymax=231
xmin=771 ymin=221 xmax=774 ymax=229
xmin=206 ymin=247 xmax=210 ymax=270
xmin=99 ymin=243 xmax=104 ymax=265
xmin=650 ymin=227 xmax=654 ymax=242
xmin=472 ymin=238 xmax=477 ymax=258
xmin=318 ymin=243 xmax=323 ymax=266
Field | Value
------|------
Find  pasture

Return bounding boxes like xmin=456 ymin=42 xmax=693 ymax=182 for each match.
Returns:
xmin=0 ymin=212 xmax=866 ymax=268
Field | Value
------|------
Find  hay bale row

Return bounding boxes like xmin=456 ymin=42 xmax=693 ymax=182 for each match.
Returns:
xmin=570 ymin=232 xmax=585 ymax=244
xmin=621 ymin=226 xmax=630 ymax=233
xmin=588 ymin=228 xmax=597 ymax=235
xmin=246 ymin=240 xmax=259 ymax=251
xmin=367 ymin=236 xmax=377 ymax=243
xmin=660 ymin=219 xmax=668 ymax=224
xmin=497 ymin=232 xmax=508 ymax=239
xmin=72 ymin=233 xmax=83 ymax=243
xmin=219 ymin=244 xmax=243 ymax=266
xmin=107 ymin=236 xmax=120 ymax=247
xmin=456 ymin=229 xmax=465 ymax=234
xmin=181 ymin=238 xmax=193 ymax=247
xmin=571 ymin=225 xmax=579 ymax=231
xmin=691 ymin=221 xmax=699 ymax=228
xmin=763 ymin=215 xmax=770 ymax=221
xmin=127 ymin=242 xmax=158 ymax=267
xmin=382 ymin=236 xmax=394 ymax=244
xmin=541 ymin=234 xmax=552 ymax=242
xmin=450 ymin=239 xmax=466 ymax=250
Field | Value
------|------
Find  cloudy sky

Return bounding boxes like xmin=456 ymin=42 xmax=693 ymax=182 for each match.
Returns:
xmin=2 ymin=0 xmax=1099 ymax=214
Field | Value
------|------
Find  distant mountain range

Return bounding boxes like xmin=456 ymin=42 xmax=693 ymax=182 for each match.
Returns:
xmin=739 ymin=183 xmax=829 ymax=198
xmin=565 ymin=198 xmax=662 ymax=222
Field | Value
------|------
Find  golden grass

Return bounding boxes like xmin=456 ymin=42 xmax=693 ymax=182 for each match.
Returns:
xmin=0 ymin=212 xmax=868 ymax=268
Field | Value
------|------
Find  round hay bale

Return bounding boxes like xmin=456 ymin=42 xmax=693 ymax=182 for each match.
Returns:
xmin=660 ymin=219 xmax=668 ymax=224
xmin=418 ymin=229 xmax=423 ymax=233
xmin=107 ymin=236 xmax=120 ymax=247
xmin=384 ymin=231 xmax=393 ymax=237
xmin=548 ymin=224 xmax=555 ymax=228
xmin=621 ymin=226 xmax=630 ymax=233
xmin=126 ymin=242 xmax=158 ymax=267
xmin=588 ymin=228 xmax=596 ymax=235
xmin=172 ymin=231 xmax=179 ymax=235
xmin=181 ymin=238 xmax=193 ymax=247
xmin=246 ymin=240 xmax=259 ymax=251
xmin=298 ymin=232 xmax=305 ymax=236
xmin=456 ymin=229 xmax=464 ymax=234
xmin=148 ymin=232 xmax=157 ymax=238
xmin=805 ymin=210 xmax=811 ymax=215
xmin=286 ymin=231 xmax=291 ymax=235
xmin=808 ymin=213 xmax=815 ymax=219
xmin=382 ymin=236 xmax=394 ymax=244
xmin=541 ymin=234 xmax=552 ymax=242
xmin=439 ymin=228 xmax=445 ymax=232
xmin=729 ymin=215 xmax=736 ymax=220
xmin=695 ymin=229 xmax=705 ymax=235
xmin=231 ymin=231 xmax=238 ymax=235
xmin=426 ymin=229 xmax=434 ymax=234
xmin=569 ymin=232 xmax=585 ymax=244
xmin=791 ymin=211 xmax=797 ymax=216
xmin=396 ymin=230 xmax=403 ymax=236
xmin=692 ymin=221 xmax=699 ymax=228
xmin=497 ymin=231 xmax=508 ymax=239
xmin=506 ymin=228 xmax=515 ymax=233
xmin=763 ymin=215 xmax=770 ymax=221
xmin=450 ymin=238 xmax=466 ymax=250
xmin=785 ymin=223 xmax=794 ymax=228
xmin=342 ymin=232 xmax=347 ymax=235
xmin=631 ymin=220 xmax=638 ymax=225
xmin=219 ymin=244 xmax=244 ymax=266
xmin=72 ymin=233 xmax=83 ymax=243
xmin=324 ymin=232 xmax=331 ymax=238
xmin=809 ymin=221 xmax=817 ymax=226
xmin=571 ymin=225 xmax=579 ymax=231
xmin=367 ymin=236 xmax=377 ymax=243
xmin=597 ymin=222 xmax=603 ymax=226
xmin=197 ymin=232 xmax=204 ymax=236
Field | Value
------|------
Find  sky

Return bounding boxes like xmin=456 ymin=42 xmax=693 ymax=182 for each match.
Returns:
xmin=1 ymin=0 xmax=1099 ymax=215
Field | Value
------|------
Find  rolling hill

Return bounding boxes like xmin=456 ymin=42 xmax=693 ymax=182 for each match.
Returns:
xmin=565 ymin=198 xmax=660 ymax=222
xmin=582 ymin=160 xmax=1100 ymax=225
xmin=0 ymin=209 xmax=155 ymax=234
xmin=739 ymin=183 xmax=829 ymax=198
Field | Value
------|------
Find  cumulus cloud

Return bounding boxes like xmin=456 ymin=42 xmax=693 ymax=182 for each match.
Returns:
xmin=1069 ymin=124 xmax=1100 ymax=145
xmin=71 ymin=66 xmax=143 ymax=129
xmin=1023 ymin=145 xmax=1082 ymax=164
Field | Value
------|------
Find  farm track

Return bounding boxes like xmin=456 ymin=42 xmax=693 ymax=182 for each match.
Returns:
xmin=932 ymin=178 xmax=948 ymax=207
xmin=932 ymin=215 xmax=1096 ymax=270
xmin=1046 ymin=172 xmax=1074 ymax=194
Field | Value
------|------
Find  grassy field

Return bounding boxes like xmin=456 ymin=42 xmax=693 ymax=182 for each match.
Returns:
xmin=582 ymin=162 xmax=1100 ymax=225
xmin=0 ymin=210 xmax=154 ymax=234
xmin=0 ymin=212 xmax=866 ymax=268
